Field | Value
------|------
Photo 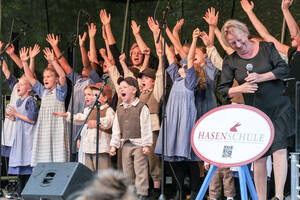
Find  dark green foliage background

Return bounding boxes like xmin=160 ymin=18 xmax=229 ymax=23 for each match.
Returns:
xmin=1 ymin=0 xmax=299 ymax=94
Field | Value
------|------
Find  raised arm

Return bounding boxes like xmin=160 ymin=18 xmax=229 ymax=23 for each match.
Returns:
xmin=147 ymin=17 xmax=162 ymax=50
xmin=166 ymin=25 xmax=187 ymax=60
xmin=203 ymin=7 xmax=219 ymax=46
xmin=29 ymin=44 xmax=40 ymax=72
xmin=188 ymin=28 xmax=200 ymax=69
xmin=281 ymin=0 xmax=300 ymax=49
xmin=172 ymin=19 xmax=184 ymax=46
xmin=79 ymin=32 xmax=90 ymax=68
xmin=119 ymin=53 xmax=131 ymax=75
xmin=240 ymin=0 xmax=289 ymax=55
xmin=131 ymin=20 xmax=149 ymax=52
xmin=102 ymin=25 xmax=114 ymax=64
xmin=46 ymin=33 xmax=72 ymax=75
xmin=20 ymin=47 xmax=36 ymax=86
xmin=99 ymin=9 xmax=115 ymax=45
xmin=5 ymin=44 xmax=23 ymax=68
xmin=199 ymin=31 xmax=223 ymax=71
xmin=43 ymin=48 xmax=66 ymax=86
xmin=88 ymin=23 xmax=99 ymax=65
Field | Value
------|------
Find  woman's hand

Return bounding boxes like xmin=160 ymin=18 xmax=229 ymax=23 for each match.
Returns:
xmin=203 ymin=7 xmax=219 ymax=26
xmin=46 ymin=34 xmax=59 ymax=47
xmin=240 ymin=81 xmax=258 ymax=93
xmin=99 ymin=9 xmax=111 ymax=25
xmin=240 ymin=0 xmax=254 ymax=13
xmin=245 ymin=72 xmax=264 ymax=83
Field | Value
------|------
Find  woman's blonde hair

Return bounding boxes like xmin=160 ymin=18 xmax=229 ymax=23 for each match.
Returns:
xmin=221 ymin=19 xmax=249 ymax=47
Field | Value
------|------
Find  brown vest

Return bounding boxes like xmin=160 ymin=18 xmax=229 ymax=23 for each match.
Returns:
xmin=117 ymin=101 xmax=145 ymax=139
xmin=88 ymin=105 xmax=112 ymax=134
xmin=139 ymin=90 xmax=160 ymax=114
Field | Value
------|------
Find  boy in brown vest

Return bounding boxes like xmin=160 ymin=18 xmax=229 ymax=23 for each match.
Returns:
xmin=138 ymin=67 xmax=163 ymax=198
xmin=110 ymin=77 xmax=152 ymax=200
xmin=84 ymin=83 xmax=115 ymax=171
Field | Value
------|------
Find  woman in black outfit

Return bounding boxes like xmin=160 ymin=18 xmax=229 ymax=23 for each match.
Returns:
xmin=218 ymin=19 xmax=295 ymax=200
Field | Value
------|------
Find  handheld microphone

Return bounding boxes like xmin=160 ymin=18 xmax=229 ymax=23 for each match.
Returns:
xmin=246 ymin=63 xmax=253 ymax=73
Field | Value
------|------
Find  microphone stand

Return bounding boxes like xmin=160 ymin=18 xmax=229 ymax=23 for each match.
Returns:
xmin=157 ymin=3 xmax=171 ymax=200
xmin=0 ymin=20 xmax=28 ymax=197
xmin=74 ymin=78 xmax=109 ymax=172
xmin=69 ymin=10 xmax=81 ymax=162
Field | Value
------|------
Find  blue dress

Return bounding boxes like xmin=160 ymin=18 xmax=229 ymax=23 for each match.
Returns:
xmin=8 ymin=96 xmax=38 ymax=175
xmin=155 ymin=60 xmax=199 ymax=162
xmin=195 ymin=56 xmax=218 ymax=119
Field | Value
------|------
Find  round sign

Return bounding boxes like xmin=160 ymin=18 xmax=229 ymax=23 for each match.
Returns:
xmin=191 ymin=104 xmax=274 ymax=167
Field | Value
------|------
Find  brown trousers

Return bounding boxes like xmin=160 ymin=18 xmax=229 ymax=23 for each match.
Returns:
xmin=209 ymin=167 xmax=236 ymax=198
xmin=122 ymin=143 xmax=149 ymax=196
xmin=85 ymin=153 xmax=111 ymax=171
xmin=147 ymin=131 xmax=162 ymax=182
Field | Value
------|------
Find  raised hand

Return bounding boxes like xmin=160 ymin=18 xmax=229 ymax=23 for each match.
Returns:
xmin=19 ymin=47 xmax=29 ymax=62
xmin=281 ymin=0 xmax=293 ymax=10
xmin=147 ymin=17 xmax=160 ymax=34
xmin=88 ymin=23 xmax=97 ymax=38
xmin=240 ymin=0 xmax=254 ymax=13
xmin=46 ymin=33 xmax=59 ymax=47
xmin=119 ymin=53 xmax=126 ymax=63
xmin=99 ymin=48 xmax=106 ymax=57
xmin=102 ymin=25 xmax=107 ymax=40
xmin=5 ymin=44 xmax=15 ymax=55
xmin=142 ymin=48 xmax=151 ymax=56
xmin=199 ymin=31 xmax=212 ymax=47
xmin=43 ymin=47 xmax=56 ymax=63
xmin=173 ymin=19 xmax=184 ymax=33
xmin=156 ymin=48 xmax=163 ymax=59
xmin=192 ymin=28 xmax=201 ymax=39
xmin=203 ymin=7 xmax=219 ymax=26
xmin=79 ymin=32 xmax=87 ymax=47
xmin=29 ymin=44 xmax=40 ymax=59
xmin=99 ymin=9 xmax=111 ymax=25
xmin=131 ymin=20 xmax=140 ymax=36
xmin=87 ymin=51 xmax=98 ymax=64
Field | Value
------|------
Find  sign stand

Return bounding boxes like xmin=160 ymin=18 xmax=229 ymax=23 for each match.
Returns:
xmin=195 ymin=165 xmax=258 ymax=200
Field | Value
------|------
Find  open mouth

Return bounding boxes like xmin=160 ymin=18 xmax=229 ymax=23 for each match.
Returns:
xmin=121 ymin=92 xmax=126 ymax=97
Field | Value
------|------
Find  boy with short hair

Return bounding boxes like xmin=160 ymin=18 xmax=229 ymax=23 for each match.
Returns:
xmin=110 ymin=77 xmax=152 ymax=200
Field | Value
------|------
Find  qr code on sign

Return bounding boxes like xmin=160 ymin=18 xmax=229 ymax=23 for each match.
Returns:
xmin=222 ymin=145 xmax=233 ymax=158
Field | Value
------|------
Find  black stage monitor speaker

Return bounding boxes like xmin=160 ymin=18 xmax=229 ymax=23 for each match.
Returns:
xmin=21 ymin=162 xmax=94 ymax=200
